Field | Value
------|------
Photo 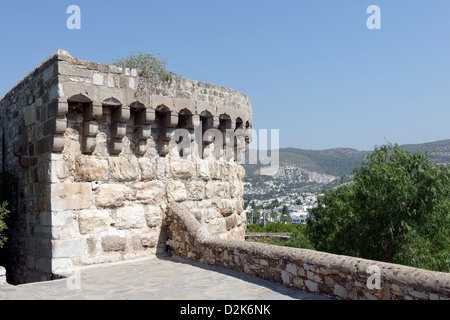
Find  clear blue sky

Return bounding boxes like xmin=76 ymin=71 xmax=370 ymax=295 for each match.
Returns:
xmin=1 ymin=0 xmax=449 ymax=151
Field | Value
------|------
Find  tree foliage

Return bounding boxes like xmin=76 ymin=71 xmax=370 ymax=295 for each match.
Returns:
xmin=307 ymin=143 xmax=450 ymax=272
xmin=0 ymin=202 xmax=9 ymax=248
xmin=113 ymin=51 xmax=178 ymax=84
xmin=0 ymin=173 xmax=12 ymax=248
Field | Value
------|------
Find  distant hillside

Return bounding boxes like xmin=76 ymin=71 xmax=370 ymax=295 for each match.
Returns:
xmin=243 ymin=147 xmax=364 ymax=179
xmin=243 ymin=139 xmax=450 ymax=184
xmin=400 ymin=139 xmax=450 ymax=165
xmin=242 ymin=139 xmax=450 ymax=199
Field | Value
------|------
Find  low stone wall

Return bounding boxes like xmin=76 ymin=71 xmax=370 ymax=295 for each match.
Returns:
xmin=168 ymin=202 xmax=450 ymax=300
xmin=245 ymin=232 xmax=291 ymax=242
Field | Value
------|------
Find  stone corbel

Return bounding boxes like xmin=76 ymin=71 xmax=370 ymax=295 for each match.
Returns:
xmin=53 ymin=100 xmax=69 ymax=152
xmin=110 ymin=106 xmax=130 ymax=154
xmin=135 ymin=108 xmax=155 ymax=155
xmin=82 ymin=103 xmax=102 ymax=153
xmin=164 ymin=112 xmax=179 ymax=141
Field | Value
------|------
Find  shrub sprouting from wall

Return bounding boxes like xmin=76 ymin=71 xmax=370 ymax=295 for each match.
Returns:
xmin=0 ymin=174 xmax=12 ymax=248
xmin=113 ymin=51 xmax=179 ymax=85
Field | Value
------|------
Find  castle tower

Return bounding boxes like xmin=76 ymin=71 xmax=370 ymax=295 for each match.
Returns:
xmin=0 ymin=50 xmax=252 ymax=284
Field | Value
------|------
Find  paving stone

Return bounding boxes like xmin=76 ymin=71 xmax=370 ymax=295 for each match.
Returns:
xmin=0 ymin=255 xmax=331 ymax=300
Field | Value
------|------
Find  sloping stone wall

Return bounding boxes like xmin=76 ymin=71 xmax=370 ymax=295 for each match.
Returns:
xmin=168 ymin=202 xmax=450 ymax=300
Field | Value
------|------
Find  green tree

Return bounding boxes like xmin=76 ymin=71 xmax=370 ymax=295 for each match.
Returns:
xmin=0 ymin=202 xmax=9 ymax=248
xmin=307 ymin=143 xmax=450 ymax=272
xmin=0 ymin=173 xmax=12 ymax=248
xmin=113 ymin=51 xmax=178 ymax=84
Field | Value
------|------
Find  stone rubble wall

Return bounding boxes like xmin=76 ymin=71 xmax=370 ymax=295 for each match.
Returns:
xmin=168 ymin=202 xmax=450 ymax=300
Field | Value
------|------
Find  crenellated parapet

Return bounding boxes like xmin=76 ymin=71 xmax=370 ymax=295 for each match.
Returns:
xmin=54 ymin=52 xmax=253 ymax=159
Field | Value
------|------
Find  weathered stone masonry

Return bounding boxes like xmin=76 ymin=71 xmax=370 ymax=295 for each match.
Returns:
xmin=0 ymin=50 xmax=252 ymax=284
xmin=168 ymin=202 xmax=450 ymax=300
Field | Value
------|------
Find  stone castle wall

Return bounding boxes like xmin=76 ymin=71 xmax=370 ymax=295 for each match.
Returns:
xmin=0 ymin=51 xmax=252 ymax=284
xmin=168 ymin=202 xmax=450 ymax=300
xmin=0 ymin=54 xmax=59 ymax=283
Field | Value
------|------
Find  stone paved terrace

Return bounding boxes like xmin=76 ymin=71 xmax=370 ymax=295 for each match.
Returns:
xmin=0 ymin=255 xmax=331 ymax=300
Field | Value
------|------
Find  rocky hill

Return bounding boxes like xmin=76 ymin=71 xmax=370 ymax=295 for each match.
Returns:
xmin=243 ymin=139 xmax=450 ymax=200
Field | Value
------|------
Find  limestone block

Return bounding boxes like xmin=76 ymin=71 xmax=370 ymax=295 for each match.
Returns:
xmin=52 ymin=239 xmax=83 ymax=258
xmin=51 ymin=160 xmax=70 ymax=182
xmin=75 ymin=156 xmax=108 ymax=181
xmin=205 ymin=181 xmax=230 ymax=199
xmin=101 ymin=235 xmax=126 ymax=252
xmin=230 ymin=180 xmax=243 ymax=199
xmin=109 ymin=156 xmax=139 ymax=182
xmin=138 ymin=157 xmax=155 ymax=180
xmin=198 ymin=159 xmax=210 ymax=180
xmin=140 ymin=232 xmax=159 ymax=248
xmin=167 ymin=180 xmax=187 ymax=202
xmin=199 ymin=207 xmax=222 ymax=224
xmin=155 ymin=156 xmax=167 ymax=180
xmin=134 ymin=180 xmax=166 ymax=204
xmin=51 ymin=183 xmax=92 ymax=211
xmin=52 ymin=211 xmax=76 ymax=227
xmin=215 ymin=199 xmax=236 ymax=216
xmin=225 ymin=214 xmax=239 ymax=231
xmin=208 ymin=218 xmax=227 ymax=235
xmin=170 ymin=160 xmax=195 ymax=179
xmin=95 ymin=184 xmax=134 ymax=208
xmin=78 ymin=209 xmax=111 ymax=234
xmin=51 ymin=258 xmax=73 ymax=273
xmin=186 ymin=180 xmax=206 ymax=200
xmin=93 ymin=73 xmax=104 ymax=86
xmin=144 ymin=205 xmax=163 ymax=228
xmin=208 ymin=161 xmax=221 ymax=180
xmin=114 ymin=204 xmax=146 ymax=230
xmin=52 ymin=221 xmax=79 ymax=240
xmin=219 ymin=162 xmax=234 ymax=181
xmin=236 ymin=165 xmax=246 ymax=180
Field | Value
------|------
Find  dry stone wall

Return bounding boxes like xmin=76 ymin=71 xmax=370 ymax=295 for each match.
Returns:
xmin=168 ymin=202 xmax=450 ymax=300
xmin=0 ymin=50 xmax=251 ymax=284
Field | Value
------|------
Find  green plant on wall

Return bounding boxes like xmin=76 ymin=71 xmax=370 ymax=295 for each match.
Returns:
xmin=113 ymin=51 xmax=179 ymax=85
xmin=0 ymin=174 xmax=12 ymax=248
xmin=0 ymin=201 xmax=9 ymax=248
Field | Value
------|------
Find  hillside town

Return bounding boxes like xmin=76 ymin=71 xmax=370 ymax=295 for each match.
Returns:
xmin=243 ymin=191 xmax=320 ymax=226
